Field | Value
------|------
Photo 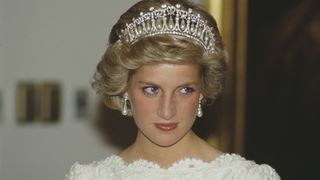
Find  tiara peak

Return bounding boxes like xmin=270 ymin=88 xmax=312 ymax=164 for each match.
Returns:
xmin=119 ymin=4 xmax=217 ymax=54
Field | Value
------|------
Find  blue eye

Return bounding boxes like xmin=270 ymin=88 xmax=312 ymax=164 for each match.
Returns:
xmin=143 ymin=86 xmax=159 ymax=95
xmin=179 ymin=87 xmax=194 ymax=94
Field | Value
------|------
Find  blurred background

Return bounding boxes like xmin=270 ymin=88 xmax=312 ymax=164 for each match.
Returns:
xmin=0 ymin=0 xmax=319 ymax=180
xmin=246 ymin=0 xmax=319 ymax=179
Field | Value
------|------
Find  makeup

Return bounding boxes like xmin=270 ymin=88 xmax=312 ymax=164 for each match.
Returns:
xmin=154 ymin=123 xmax=178 ymax=131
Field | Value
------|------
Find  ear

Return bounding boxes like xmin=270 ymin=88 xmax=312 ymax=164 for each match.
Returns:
xmin=122 ymin=92 xmax=129 ymax=99
xmin=199 ymin=93 xmax=204 ymax=102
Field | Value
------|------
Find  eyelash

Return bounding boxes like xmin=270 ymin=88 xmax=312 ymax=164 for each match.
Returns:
xmin=142 ymin=86 xmax=159 ymax=95
xmin=179 ymin=87 xmax=195 ymax=95
xmin=142 ymin=86 xmax=195 ymax=96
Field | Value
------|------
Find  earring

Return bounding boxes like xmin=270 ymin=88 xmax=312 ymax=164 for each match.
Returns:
xmin=197 ymin=100 xmax=203 ymax=118
xmin=122 ymin=97 xmax=128 ymax=116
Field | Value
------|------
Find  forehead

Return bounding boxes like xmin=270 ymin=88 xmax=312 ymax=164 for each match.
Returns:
xmin=129 ymin=63 xmax=200 ymax=85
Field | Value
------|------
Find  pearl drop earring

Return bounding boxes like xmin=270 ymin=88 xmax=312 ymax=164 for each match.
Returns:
xmin=122 ymin=97 xmax=128 ymax=116
xmin=197 ymin=100 xmax=203 ymax=117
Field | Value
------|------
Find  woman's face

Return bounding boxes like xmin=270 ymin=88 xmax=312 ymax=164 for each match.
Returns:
xmin=125 ymin=63 xmax=203 ymax=147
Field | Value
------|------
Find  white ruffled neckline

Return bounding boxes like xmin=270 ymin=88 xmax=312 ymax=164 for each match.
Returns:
xmin=65 ymin=153 xmax=280 ymax=180
xmin=107 ymin=153 xmax=244 ymax=171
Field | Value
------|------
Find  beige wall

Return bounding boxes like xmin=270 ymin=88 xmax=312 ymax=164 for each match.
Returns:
xmin=0 ymin=0 xmax=5 ymax=176
xmin=0 ymin=0 xmax=141 ymax=179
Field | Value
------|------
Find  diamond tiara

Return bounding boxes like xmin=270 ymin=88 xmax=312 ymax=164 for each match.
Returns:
xmin=119 ymin=3 xmax=217 ymax=54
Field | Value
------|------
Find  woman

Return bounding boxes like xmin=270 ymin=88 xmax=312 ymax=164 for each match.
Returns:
xmin=65 ymin=0 xmax=280 ymax=179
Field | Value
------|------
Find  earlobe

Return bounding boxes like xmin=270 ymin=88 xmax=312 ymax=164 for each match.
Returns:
xmin=123 ymin=92 xmax=129 ymax=99
xmin=199 ymin=93 xmax=204 ymax=101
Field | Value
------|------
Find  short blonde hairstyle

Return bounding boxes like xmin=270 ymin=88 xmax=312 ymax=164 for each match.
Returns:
xmin=92 ymin=0 xmax=227 ymax=115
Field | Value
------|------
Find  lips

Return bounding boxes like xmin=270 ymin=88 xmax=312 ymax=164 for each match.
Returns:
xmin=154 ymin=123 xmax=178 ymax=131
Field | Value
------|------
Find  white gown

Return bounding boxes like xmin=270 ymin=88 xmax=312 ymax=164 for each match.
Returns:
xmin=65 ymin=153 xmax=280 ymax=180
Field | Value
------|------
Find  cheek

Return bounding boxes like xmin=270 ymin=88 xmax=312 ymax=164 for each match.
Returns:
xmin=178 ymin=98 xmax=199 ymax=115
xmin=130 ymin=96 xmax=157 ymax=127
xmin=130 ymin=95 xmax=155 ymax=115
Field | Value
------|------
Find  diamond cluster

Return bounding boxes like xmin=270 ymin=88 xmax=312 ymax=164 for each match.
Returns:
xmin=119 ymin=4 xmax=217 ymax=54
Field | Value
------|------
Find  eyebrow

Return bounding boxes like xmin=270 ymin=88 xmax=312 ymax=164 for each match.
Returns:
xmin=138 ymin=81 xmax=199 ymax=87
xmin=138 ymin=81 xmax=157 ymax=86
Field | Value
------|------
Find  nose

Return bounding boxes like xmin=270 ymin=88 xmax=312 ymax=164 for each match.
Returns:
xmin=157 ymin=93 xmax=176 ymax=120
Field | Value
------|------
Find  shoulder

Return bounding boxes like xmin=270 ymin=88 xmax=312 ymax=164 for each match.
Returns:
xmin=64 ymin=155 xmax=122 ymax=180
xmin=209 ymin=153 xmax=280 ymax=180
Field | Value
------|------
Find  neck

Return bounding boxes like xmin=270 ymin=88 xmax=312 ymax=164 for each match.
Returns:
xmin=123 ymin=130 xmax=206 ymax=168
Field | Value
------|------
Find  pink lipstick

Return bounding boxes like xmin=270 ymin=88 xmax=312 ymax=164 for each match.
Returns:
xmin=154 ymin=123 xmax=178 ymax=131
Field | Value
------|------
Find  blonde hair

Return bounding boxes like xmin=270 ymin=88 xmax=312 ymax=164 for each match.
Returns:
xmin=92 ymin=0 xmax=227 ymax=115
